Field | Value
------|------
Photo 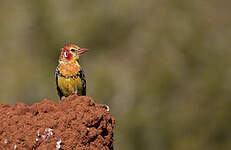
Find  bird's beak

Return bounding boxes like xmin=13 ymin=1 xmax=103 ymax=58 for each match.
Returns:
xmin=78 ymin=48 xmax=88 ymax=55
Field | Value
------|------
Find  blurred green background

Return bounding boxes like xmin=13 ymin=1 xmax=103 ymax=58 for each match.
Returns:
xmin=0 ymin=0 xmax=231 ymax=150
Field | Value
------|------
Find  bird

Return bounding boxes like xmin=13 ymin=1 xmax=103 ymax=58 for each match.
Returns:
xmin=55 ymin=44 xmax=88 ymax=100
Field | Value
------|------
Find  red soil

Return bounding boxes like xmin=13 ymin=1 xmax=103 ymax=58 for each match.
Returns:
xmin=0 ymin=95 xmax=115 ymax=150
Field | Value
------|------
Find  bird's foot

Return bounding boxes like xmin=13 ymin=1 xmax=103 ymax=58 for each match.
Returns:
xmin=61 ymin=96 xmax=66 ymax=100
xmin=72 ymin=90 xmax=78 ymax=95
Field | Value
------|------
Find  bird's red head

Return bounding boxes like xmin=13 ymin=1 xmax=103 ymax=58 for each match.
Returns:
xmin=60 ymin=44 xmax=88 ymax=61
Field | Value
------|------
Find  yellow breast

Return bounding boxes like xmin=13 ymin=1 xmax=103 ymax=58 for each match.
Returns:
xmin=57 ymin=61 xmax=84 ymax=96
xmin=57 ymin=75 xmax=83 ymax=96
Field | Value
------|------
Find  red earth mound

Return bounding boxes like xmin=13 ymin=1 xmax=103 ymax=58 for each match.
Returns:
xmin=0 ymin=95 xmax=115 ymax=150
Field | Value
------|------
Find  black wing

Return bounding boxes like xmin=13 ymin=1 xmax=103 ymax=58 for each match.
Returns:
xmin=55 ymin=70 xmax=64 ymax=99
xmin=79 ymin=67 xmax=86 ymax=96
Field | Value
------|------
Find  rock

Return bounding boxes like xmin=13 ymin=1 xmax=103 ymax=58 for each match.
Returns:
xmin=0 ymin=95 xmax=115 ymax=150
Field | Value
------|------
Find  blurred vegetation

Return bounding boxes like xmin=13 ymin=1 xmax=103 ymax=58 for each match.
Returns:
xmin=0 ymin=0 xmax=231 ymax=150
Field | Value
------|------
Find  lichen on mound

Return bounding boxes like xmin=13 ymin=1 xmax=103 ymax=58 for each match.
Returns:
xmin=0 ymin=95 xmax=115 ymax=150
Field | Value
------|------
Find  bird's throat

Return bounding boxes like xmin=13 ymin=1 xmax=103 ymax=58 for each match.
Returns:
xmin=59 ymin=61 xmax=80 ymax=76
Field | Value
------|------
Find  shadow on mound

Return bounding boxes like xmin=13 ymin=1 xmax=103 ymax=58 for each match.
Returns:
xmin=0 ymin=95 xmax=115 ymax=150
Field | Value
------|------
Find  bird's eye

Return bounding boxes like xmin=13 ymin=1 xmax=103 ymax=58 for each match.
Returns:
xmin=70 ymin=49 xmax=75 ymax=52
